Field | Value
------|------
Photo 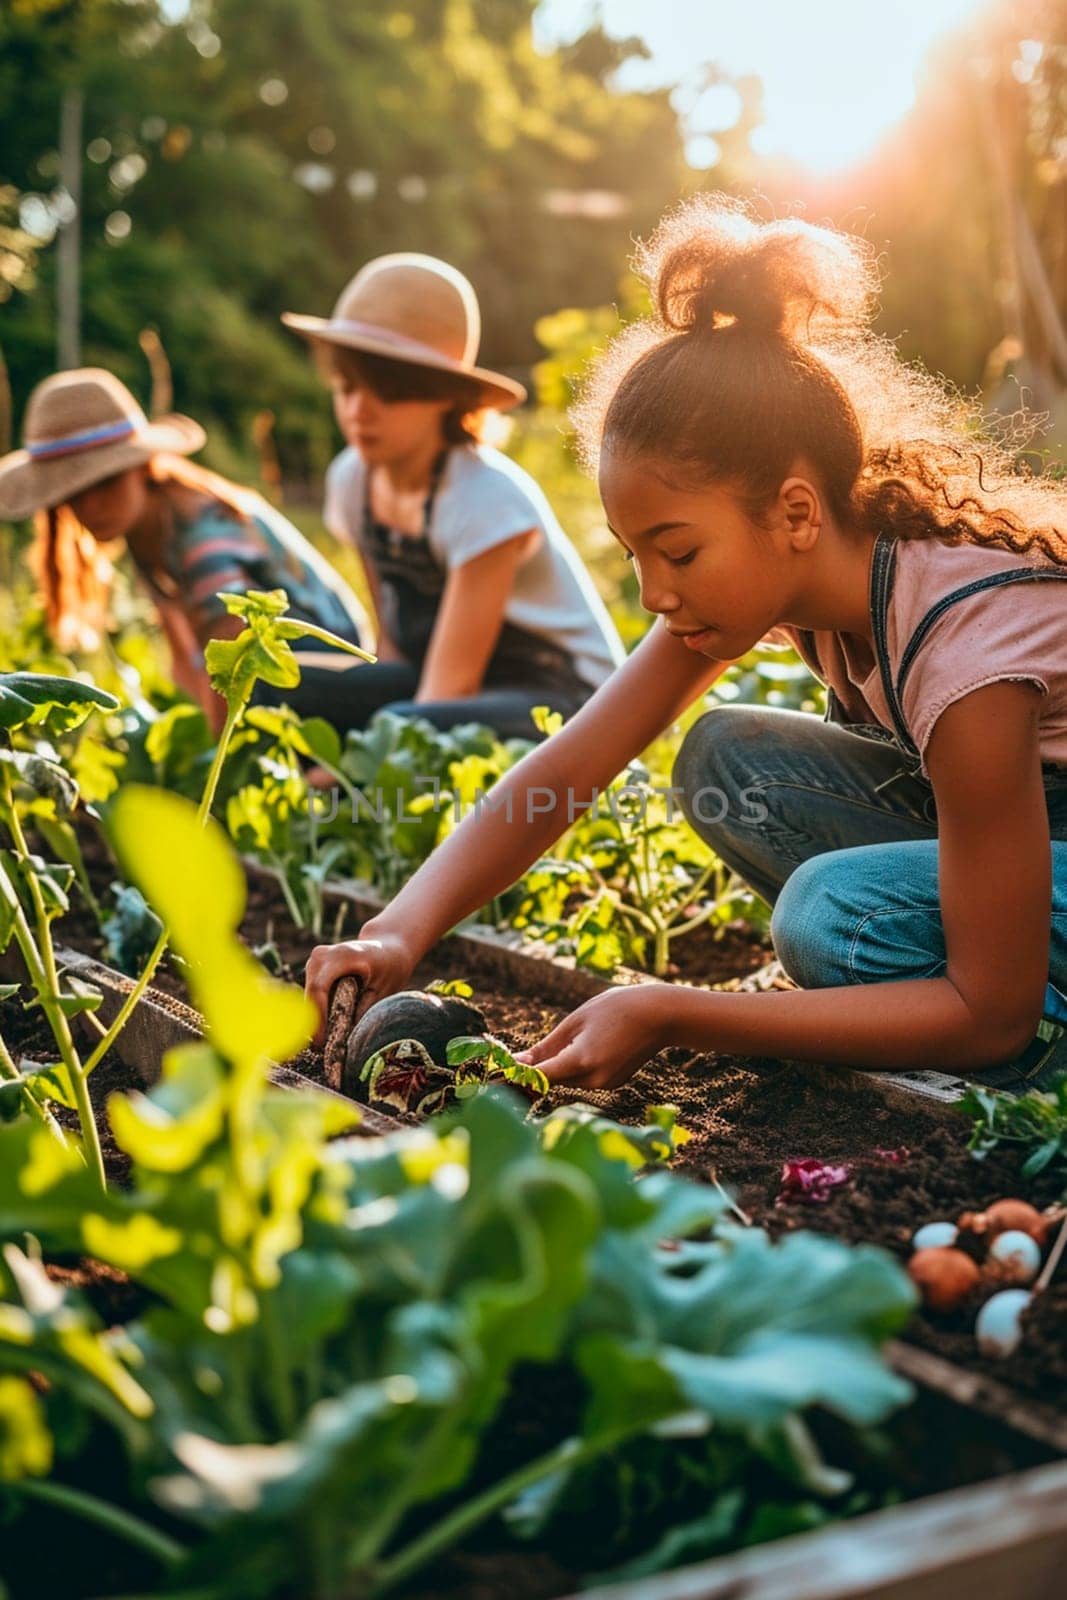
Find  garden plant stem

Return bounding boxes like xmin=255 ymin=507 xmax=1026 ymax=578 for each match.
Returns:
xmin=13 ymin=1476 xmax=184 ymax=1568
xmin=0 ymin=776 xmax=107 ymax=1187
xmin=0 ymin=1026 xmax=68 ymax=1144
xmin=82 ymin=691 xmax=249 ymax=1083
xmin=367 ymin=1420 xmax=673 ymax=1596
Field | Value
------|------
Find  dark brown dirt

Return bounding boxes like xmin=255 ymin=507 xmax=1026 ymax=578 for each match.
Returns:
xmin=0 ymin=991 xmax=139 ymax=1187
xmin=641 ymin=916 xmax=773 ymax=984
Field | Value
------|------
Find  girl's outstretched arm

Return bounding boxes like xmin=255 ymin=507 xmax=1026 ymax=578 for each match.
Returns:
xmin=305 ymin=622 xmax=726 ymax=1031
xmin=522 ymin=680 xmax=1051 ymax=1085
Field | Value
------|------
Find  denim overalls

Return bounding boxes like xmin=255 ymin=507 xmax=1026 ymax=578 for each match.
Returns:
xmin=674 ymin=532 xmax=1067 ymax=1090
xmin=360 ymin=454 xmax=595 ymax=712
xmin=256 ymin=450 xmax=595 ymax=739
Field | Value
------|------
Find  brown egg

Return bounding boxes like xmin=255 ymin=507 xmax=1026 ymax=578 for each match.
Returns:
xmin=908 ymin=1247 xmax=982 ymax=1313
xmin=958 ymin=1199 xmax=1045 ymax=1243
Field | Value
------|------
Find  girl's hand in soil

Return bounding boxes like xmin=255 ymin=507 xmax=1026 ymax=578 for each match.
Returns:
xmin=304 ymin=927 xmax=416 ymax=1046
xmin=514 ymin=986 xmax=672 ymax=1089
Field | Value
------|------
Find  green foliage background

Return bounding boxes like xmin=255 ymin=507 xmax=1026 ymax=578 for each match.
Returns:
xmin=0 ymin=0 xmax=685 ymax=480
xmin=1 ymin=0 xmax=1064 ymax=628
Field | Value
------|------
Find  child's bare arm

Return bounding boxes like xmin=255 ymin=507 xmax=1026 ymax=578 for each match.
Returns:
xmin=523 ymin=680 xmax=1051 ymax=1084
xmin=305 ymin=622 xmax=727 ymax=1029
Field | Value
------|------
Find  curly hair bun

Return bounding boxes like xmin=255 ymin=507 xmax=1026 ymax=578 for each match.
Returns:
xmin=643 ymin=193 xmax=876 ymax=343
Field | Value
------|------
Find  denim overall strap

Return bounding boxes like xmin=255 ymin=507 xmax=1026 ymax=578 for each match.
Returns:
xmin=362 ymin=448 xmax=449 ymax=552
xmin=873 ymin=539 xmax=1067 ymax=1089
xmin=873 ymin=538 xmax=1067 ymax=761
xmin=897 ymin=566 xmax=1067 ymax=706
xmin=869 ymin=533 xmax=915 ymax=752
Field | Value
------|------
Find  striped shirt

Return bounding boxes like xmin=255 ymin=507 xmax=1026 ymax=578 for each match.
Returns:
xmin=151 ymin=492 xmax=369 ymax=650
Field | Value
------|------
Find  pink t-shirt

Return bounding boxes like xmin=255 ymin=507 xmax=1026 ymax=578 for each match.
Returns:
xmin=776 ymin=537 xmax=1067 ymax=779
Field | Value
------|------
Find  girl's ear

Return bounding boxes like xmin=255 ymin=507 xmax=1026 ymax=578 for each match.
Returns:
xmin=778 ymin=476 xmax=822 ymax=551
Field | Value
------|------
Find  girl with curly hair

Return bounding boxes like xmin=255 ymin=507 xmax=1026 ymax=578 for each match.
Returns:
xmin=307 ymin=195 xmax=1067 ymax=1095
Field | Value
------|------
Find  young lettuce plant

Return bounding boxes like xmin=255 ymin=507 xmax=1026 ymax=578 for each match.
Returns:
xmin=359 ymin=1031 xmax=551 ymax=1117
xmin=501 ymin=712 xmax=768 ymax=977
xmin=962 ymin=1074 xmax=1067 ymax=1191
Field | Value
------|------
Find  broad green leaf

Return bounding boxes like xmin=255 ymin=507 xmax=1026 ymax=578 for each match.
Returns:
xmin=0 ymin=673 xmax=118 ymax=733
xmin=101 ymin=885 xmax=165 ymax=978
xmin=109 ymin=1044 xmax=228 ymax=1172
xmin=0 ymin=749 xmax=78 ymax=816
xmin=109 ymin=785 xmax=315 ymax=1068
xmin=145 ymin=702 xmax=213 ymax=773
xmin=110 ymin=786 xmax=245 ymax=954
xmin=18 ymin=1058 xmax=78 ymax=1111
xmin=298 ymin=717 xmax=343 ymax=769
xmin=217 ymin=588 xmax=290 ymax=623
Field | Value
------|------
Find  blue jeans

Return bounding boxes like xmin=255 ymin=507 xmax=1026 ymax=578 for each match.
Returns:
xmin=673 ymin=705 xmax=1067 ymax=1078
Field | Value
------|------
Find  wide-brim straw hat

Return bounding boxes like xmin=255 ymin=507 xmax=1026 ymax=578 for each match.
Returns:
xmin=282 ymin=252 xmax=526 ymax=411
xmin=0 ymin=368 xmax=205 ymax=521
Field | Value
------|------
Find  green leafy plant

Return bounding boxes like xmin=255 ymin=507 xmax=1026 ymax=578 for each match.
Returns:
xmin=0 ymin=671 xmax=120 ymax=1183
xmin=225 ymin=706 xmax=359 ymax=935
xmin=338 ymin=709 xmax=521 ymax=899
xmin=506 ymin=758 xmax=762 ymax=977
xmin=85 ymin=587 xmax=372 ymax=1103
xmin=0 ymin=786 xmax=917 ymax=1599
xmin=100 ymin=884 xmax=165 ymax=978
xmin=359 ymin=1031 xmax=551 ymax=1116
xmin=0 ymin=593 xmax=369 ymax=1190
xmin=961 ymin=1073 xmax=1067 ymax=1189
xmin=202 ymin=588 xmax=372 ymax=821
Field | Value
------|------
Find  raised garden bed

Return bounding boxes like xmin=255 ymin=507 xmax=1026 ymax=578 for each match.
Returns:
xmin=45 ymin=869 xmax=1067 ymax=1442
xmin=8 ymin=797 xmax=1059 ymax=1600
xmin=3 ymin=948 xmax=1065 ymax=1600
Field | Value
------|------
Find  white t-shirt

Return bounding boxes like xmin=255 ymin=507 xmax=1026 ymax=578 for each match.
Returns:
xmin=324 ymin=443 xmax=625 ymax=690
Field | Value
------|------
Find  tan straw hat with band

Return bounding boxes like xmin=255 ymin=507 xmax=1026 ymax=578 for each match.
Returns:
xmin=0 ymin=368 xmax=205 ymax=522
xmin=282 ymin=252 xmax=526 ymax=411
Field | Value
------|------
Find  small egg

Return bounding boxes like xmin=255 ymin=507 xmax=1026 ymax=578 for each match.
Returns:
xmin=975 ymin=1289 xmax=1033 ymax=1357
xmin=912 ymin=1221 xmax=959 ymax=1252
xmin=988 ymin=1229 xmax=1042 ymax=1284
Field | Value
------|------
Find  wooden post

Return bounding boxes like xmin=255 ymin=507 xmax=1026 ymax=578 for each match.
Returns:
xmin=57 ymin=85 xmax=83 ymax=371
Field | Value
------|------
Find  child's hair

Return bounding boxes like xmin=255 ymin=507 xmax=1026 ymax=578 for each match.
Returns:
xmin=323 ymin=345 xmax=493 ymax=446
xmin=575 ymin=193 xmax=1067 ymax=565
xmin=32 ymin=455 xmax=252 ymax=650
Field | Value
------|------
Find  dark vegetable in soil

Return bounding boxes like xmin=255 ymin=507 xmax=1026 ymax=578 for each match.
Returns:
xmin=331 ymin=984 xmax=488 ymax=1099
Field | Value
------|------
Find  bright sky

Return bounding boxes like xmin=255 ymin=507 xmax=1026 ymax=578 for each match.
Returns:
xmin=535 ymin=0 xmax=986 ymax=174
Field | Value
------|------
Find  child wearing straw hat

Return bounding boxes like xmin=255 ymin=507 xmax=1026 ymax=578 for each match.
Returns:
xmin=0 ymin=368 xmax=370 ymax=728
xmin=280 ymin=252 xmax=624 ymax=739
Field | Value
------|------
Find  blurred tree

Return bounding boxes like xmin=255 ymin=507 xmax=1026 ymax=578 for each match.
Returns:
xmin=759 ymin=0 xmax=1065 ymax=453
xmin=0 ymin=0 xmax=686 ymax=480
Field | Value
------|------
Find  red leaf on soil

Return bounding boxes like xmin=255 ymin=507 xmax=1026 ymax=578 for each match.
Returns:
xmin=873 ymin=1147 xmax=910 ymax=1163
xmin=776 ymin=1157 xmax=853 ymax=1205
